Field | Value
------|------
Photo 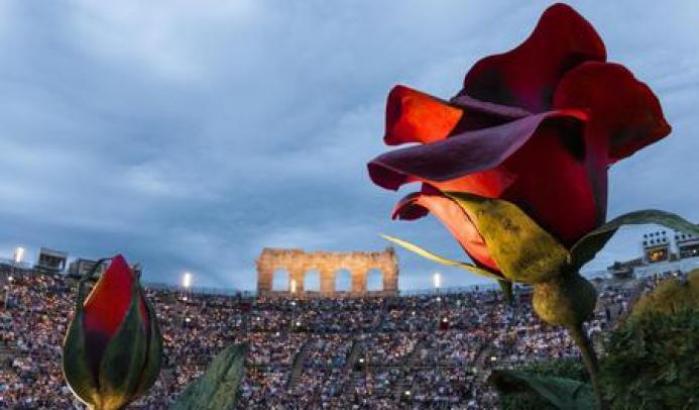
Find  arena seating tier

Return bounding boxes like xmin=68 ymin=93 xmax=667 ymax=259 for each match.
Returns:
xmin=1 ymin=267 xmax=674 ymax=409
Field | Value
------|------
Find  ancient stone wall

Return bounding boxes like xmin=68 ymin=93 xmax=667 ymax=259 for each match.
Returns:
xmin=256 ymin=247 xmax=398 ymax=298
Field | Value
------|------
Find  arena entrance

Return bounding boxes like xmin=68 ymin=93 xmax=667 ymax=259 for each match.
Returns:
xmin=256 ymin=248 xmax=398 ymax=298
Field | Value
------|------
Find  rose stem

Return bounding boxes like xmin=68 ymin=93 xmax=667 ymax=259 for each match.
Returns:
xmin=567 ymin=323 xmax=607 ymax=410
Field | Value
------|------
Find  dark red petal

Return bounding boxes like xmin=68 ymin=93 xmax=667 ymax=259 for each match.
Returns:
xmin=393 ymin=192 xmax=500 ymax=272
xmin=392 ymin=192 xmax=429 ymax=220
xmin=461 ymin=3 xmax=606 ymax=112
xmin=368 ymin=110 xmax=588 ymax=191
xmin=83 ymin=255 xmax=134 ymax=339
xmin=449 ymin=93 xmax=531 ymax=119
xmin=553 ymin=61 xmax=671 ymax=162
xmin=499 ymin=118 xmax=605 ymax=246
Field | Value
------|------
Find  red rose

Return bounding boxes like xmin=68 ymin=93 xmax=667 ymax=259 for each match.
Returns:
xmin=367 ymin=4 xmax=670 ymax=273
xmin=63 ymin=254 xmax=162 ymax=410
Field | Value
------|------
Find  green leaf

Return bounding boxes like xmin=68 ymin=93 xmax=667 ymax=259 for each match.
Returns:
xmin=490 ymin=370 xmax=596 ymax=410
xmin=570 ymin=210 xmax=699 ymax=271
xmin=380 ymin=234 xmax=503 ymax=281
xmin=446 ymin=192 xmax=569 ymax=284
xmin=62 ymin=258 xmax=112 ymax=408
xmin=62 ymin=307 xmax=99 ymax=407
xmin=134 ymin=295 xmax=164 ymax=398
xmin=171 ymin=343 xmax=248 ymax=410
xmin=98 ymin=284 xmax=148 ymax=410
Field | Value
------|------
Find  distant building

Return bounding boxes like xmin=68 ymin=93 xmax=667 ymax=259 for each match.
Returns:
xmin=607 ymin=258 xmax=644 ymax=280
xmin=34 ymin=247 xmax=68 ymax=273
xmin=67 ymin=258 xmax=107 ymax=278
xmin=608 ymin=227 xmax=699 ymax=279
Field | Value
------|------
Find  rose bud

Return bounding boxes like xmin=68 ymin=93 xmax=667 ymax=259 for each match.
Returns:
xmin=62 ymin=255 xmax=162 ymax=410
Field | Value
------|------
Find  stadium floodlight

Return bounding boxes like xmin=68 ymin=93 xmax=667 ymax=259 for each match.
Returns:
xmin=433 ymin=272 xmax=442 ymax=289
xmin=182 ymin=272 xmax=192 ymax=289
xmin=13 ymin=247 xmax=25 ymax=264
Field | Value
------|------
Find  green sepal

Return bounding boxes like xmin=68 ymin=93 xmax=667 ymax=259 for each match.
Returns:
xmin=96 ymin=283 xmax=148 ymax=410
xmin=489 ymin=369 xmax=595 ymax=410
xmin=570 ymin=209 xmax=699 ymax=271
xmin=445 ymin=192 xmax=569 ymax=284
xmin=62 ymin=258 xmax=111 ymax=408
xmin=380 ymin=234 xmax=504 ymax=281
xmin=171 ymin=343 xmax=248 ymax=410
xmin=133 ymin=296 xmax=164 ymax=398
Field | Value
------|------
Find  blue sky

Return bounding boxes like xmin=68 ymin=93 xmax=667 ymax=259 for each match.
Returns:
xmin=0 ymin=1 xmax=697 ymax=291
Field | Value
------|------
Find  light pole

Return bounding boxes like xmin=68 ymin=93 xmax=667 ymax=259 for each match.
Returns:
xmin=181 ymin=272 xmax=192 ymax=326
xmin=5 ymin=247 xmax=24 ymax=310
xmin=13 ymin=247 xmax=25 ymax=266
xmin=289 ymin=279 xmax=297 ymax=332
xmin=432 ymin=272 xmax=442 ymax=292
xmin=433 ymin=272 xmax=443 ymax=371
xmin=182 ymin=271 xmax=192 ymax=290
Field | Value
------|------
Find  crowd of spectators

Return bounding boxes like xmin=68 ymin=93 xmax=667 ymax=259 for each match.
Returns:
xmin=0 ymin=266 xmax=681 ymax=409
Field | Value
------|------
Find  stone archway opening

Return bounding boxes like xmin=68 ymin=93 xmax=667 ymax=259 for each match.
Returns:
xmin=272 ymin=269 xmax=290 ymax=291
xmin=304 ymin=269 xmax=321 ymax=294
xmin=335 ymin=268 xmax=352 ymax=293
xmin=367 ymin=268 xmax=383 ymax=292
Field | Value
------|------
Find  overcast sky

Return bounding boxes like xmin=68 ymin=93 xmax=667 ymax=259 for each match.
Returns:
xmin=0 ymin=1 xmax=697 ymax=291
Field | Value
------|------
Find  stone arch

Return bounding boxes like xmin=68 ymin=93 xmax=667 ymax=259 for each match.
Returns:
xmin=256 ymin=247 xmax=398 ymax=298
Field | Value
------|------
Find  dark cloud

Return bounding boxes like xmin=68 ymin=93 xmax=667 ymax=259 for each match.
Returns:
xmin=0 ymin=1 xmax=696 ymax=290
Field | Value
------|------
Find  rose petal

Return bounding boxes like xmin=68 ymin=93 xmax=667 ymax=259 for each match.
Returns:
xmin=393 ymin=191 xmax=500 ymax=272
xmin=83 ymin=255 xmax=135 ymax=341
xmin=499 ymin=118 xmax=604 ymax=246
xmin=449 ymin=93 xmax=532 ymax=119
xmin=553 ymin=61 xmax=671 ymax=162
xmin=368 ymin=110 xmax=588 ymax=192
xmin=385 ymin=85 xmax=463 ymax=145
xmin=384 ymin=86 xmax=531 ymax=146
xmin=461 ymin=3 xmax=606 ymax=112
